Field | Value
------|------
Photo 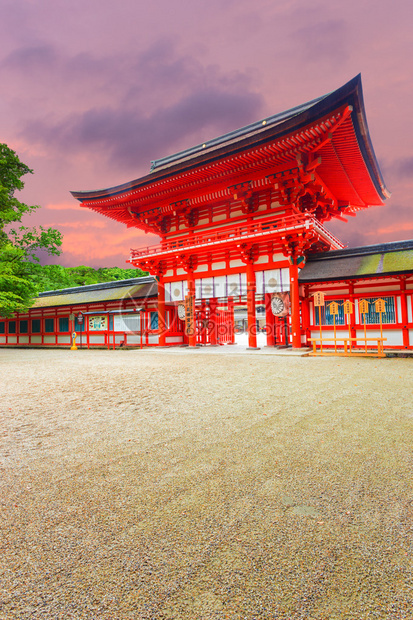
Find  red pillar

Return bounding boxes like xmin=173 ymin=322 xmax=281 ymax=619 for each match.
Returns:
xmin=158 ymin=276 xmax=166 ymax=346
xmin=347 ymin=281 xmax=357 ymax=340
xmin=289 ymin=261 xmax=301 ymax=348
xmin=301 ymin=286 xmax=310 ymax=347
xmin=246 ymin=262 xmax=258 ymax=349
xmin=264 ymin=292 xmax=275 ymax=346
xmin=209 ymin=298 xmax=218 ymax=346
xmin=187 ymin=274 xmax=197 ymax=347
xmin=227 ymin=296 xmax=235 ymax=344
xmin=400 ymin=278 xmax=410 ymax=349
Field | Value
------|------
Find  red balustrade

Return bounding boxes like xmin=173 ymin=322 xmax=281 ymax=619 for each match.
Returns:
xmin=130 ymin=213 xmax=342 ymax=259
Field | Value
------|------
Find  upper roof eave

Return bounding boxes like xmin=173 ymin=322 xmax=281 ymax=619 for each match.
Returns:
xmin=71 ymin=75 xmax=388 ymax=203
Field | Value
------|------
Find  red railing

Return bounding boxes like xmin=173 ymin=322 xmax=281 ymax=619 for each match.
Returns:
xmin=130 ymin=213 xmax=343 ymax=259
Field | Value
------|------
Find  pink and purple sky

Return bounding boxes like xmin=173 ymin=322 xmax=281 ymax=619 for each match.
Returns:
xmin=1 ymin=0 xmax=412 ymax=267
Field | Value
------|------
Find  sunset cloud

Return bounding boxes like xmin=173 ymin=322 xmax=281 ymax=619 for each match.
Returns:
xmin=19 ymin=41 xmax=263 ymax=173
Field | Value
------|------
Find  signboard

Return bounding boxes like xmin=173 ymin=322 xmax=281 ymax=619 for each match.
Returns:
xmin=77 ymin=313 xmax=84 ymax=324
xmin=88 ymin=315 xmax=108 ymax=331
xmin=313 ymin=291 xmax=325 ymax=307
xmin=328 ymin=301 xmax=339 ymax=315
xmin=271 ymin=292 xmax=290 ymax=317
xmin=185 ymin=294 xmax=195 ymax=336
xmin=375 ymin=298 xmax=386 ymax=313
xmin=359 ymin=299 xmax=369 ymax=314
xmin=343 ymin=300 xmax=354 ymax=315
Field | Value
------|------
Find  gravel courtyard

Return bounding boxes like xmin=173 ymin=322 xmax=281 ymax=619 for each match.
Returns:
xmin=1 ymin=348 xmax=412 ymax=620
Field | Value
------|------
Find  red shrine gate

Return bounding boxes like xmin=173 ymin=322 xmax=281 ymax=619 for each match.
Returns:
xmin=71 ymin=76 xmax=388 ymax=349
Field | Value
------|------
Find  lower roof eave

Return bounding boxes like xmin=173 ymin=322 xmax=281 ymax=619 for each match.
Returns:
xmin=299 ymin=271 xmax=413 ymax=285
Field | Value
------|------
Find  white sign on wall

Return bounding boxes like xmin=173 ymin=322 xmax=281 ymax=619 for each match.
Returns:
xmin=88 ymin=315 xmax=107 ymax=331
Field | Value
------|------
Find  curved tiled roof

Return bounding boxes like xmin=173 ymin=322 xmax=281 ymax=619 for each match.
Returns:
xmin=299 ymin=240 xmax=413 ymax=282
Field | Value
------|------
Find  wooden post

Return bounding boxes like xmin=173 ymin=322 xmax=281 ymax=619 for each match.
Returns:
xmin=301 ymin=287 xmax=310 ymax=347
xmin=289 ymin=261 xmax=301 ymax=348
xmin=187 ymin=274 xmax=197 ymax=347
xmin=227 ymin=296 xmax=235 ymax=344
xmin=347 ymin=282 xmax=357 ymax=342
xmin=158 ymin=276 xmax=166 ymax=346
xmin=264 ymin=292 xmax=275 ymax=347
xmin=246 ymin=262 xmax=258 ymax=349
xmin=209 ymin=298 xmax=218 ymax=345
xmin=400 ymin=278 xmax=410 ymax=348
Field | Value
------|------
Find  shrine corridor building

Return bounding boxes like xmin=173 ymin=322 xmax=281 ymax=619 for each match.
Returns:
xmin=2 ymin=76 xmax=413 ymax=351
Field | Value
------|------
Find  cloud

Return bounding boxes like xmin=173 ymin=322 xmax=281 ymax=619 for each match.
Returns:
xmin=3 ymin=44 xmax=58 ymax=72
xmin=18 ymin=39 xmax=263 ymax=173
xmin=45 ymin=202 xmax=77 ymax=211
xmin=385 ymin=156 xmax=413 ymax=182
xmin=292 ymin=18 xmax=350 ymax=65
xmin=328 ymin=201 xmax=413 ymax=248
xmin=60 ymin=228 xmax=156 ymax=267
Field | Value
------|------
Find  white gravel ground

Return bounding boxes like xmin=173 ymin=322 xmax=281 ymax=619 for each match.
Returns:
xmin=1 ymin=347 xmax=412 ymax=619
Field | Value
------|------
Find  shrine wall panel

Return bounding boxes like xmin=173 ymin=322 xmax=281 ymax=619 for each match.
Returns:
xmin=89 ymin=335 xmax=105 ymax=344
xmin=353 ymin=284 xmax=399 ymax=293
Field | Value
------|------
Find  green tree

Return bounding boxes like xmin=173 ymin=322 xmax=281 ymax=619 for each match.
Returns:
xmin=0 ymin=144 xmax=62 ymax=316
xmin=28 ymin=264 xmax=149 ymax=293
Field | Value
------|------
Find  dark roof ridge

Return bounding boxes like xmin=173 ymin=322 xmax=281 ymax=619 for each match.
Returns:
xmin=149 ymin=92 xmax=329 ymax=172
xmin=307 ymin=239 xmax=413 ymax=262
xmin=38 ymin=275 xmax=156 ymax=298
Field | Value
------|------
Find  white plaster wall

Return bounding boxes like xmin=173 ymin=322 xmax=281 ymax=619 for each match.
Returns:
xmin=88 ymin=335 xmax=105 ymax=344
xmin=211 ymin=261 xmax=226 ymax=270
xmin=166 ymin=336 xmax=183 ymax=344
xmin=255 ymin=255 xmax=269 ymax=265
xmin=229 ymin=259 xmax=244 ymax=268
xmin=354 ymin=285 xmax=399 ymax=293
xmin=355 ymin=329 xmax=402 ymax=347
xmin=125 ymin=335 xmax=142 ymax=344
xmin=382 ymin=330 xmax=403 ymax=347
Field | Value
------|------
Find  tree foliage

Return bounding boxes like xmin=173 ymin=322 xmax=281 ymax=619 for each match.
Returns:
xmin=29 ymin=264 xmax=148 ymax=292
xmin=0 ymin=143 xmax=62 ymax=316
xmin=0 ymin=144 xmax=147 ymax=317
